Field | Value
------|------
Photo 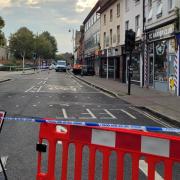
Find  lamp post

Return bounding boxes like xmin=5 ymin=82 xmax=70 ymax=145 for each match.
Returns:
xmin=69 ymin=29 xmax=75 ymax=64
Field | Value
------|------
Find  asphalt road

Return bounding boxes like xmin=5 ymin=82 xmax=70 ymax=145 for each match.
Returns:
xmin=0 ymin=70 xmax=179 ymax=179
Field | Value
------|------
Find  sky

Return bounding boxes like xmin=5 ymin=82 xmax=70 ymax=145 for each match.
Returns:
xmin=0 ymin=0 xmax=97 ymax=53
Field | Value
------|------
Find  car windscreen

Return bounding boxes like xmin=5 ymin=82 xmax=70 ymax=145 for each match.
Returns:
xmin=57 ymin=62 xmax=66 ymax=65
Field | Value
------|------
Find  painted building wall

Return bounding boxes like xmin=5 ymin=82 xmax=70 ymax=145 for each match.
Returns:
xmin=120 ymin=0 xmax=144 ymax=87
xmin=100 ymin=0 xmax=121 ymax=49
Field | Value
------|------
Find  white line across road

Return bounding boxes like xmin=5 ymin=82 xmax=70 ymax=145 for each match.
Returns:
xmin=120 ymin=109 xmax=137 ymax=119
xmin=37 ymin=86 xmax=43 ymax=92
xmin=62 ymin=108 xmax=68 ymax=119
xmin=25 ymin=86 xmax=35 ymax=93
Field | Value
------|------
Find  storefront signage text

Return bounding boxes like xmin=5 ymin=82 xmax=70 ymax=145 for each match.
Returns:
xmin=147 ymin=24 xmax=175 ymax=42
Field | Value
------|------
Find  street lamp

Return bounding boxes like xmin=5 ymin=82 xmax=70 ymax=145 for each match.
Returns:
xmin=69 ymin=29 xmax=75 ymax=64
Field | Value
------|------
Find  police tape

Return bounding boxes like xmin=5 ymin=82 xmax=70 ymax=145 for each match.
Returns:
xmin=3 ymin=116 xmax=180 ymax=133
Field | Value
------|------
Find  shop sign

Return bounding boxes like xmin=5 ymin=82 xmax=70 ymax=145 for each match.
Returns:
xmin=147 ymin=24 xmax=175 ymax=42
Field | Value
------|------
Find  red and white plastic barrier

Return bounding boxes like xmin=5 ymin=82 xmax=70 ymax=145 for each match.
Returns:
xmin=36 ymin=123 xmax=180 ymax=180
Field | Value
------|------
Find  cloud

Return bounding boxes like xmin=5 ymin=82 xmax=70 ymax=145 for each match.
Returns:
xmin=57 ymin=17 xmax=81 ymax=24
xmin=0 ymin=0 xmax=11 ymax=8
xmin=75 ymin=0 xmax=97 ymax=13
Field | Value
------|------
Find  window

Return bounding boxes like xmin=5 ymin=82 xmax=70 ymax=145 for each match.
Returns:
xmin=103 ymin=32 xmax=106 ymax=48
xmin=117 ymin=3 xmax=120 ymax=17
xmin=125 ymin=0 xmax=129 ymax=11
xmin=156 ymin=0 xmax=162 ymax=17
xmin=110 ymin=9 xmax=113 ymax=22
xmin=168 ymin=0 xmax=175 ymax=10
xmin=117 ymin=25 xmax=120 ymax=44
xmin=125 ymin=21 xmax=129 ymax=30
xmin=110 ymin=29 xmax=112 ymax=46
xmin=135 ymin=15 xmax=140 ymax=33
xmin=148 ymin=0 xmax=153 ymax=20
xmin=104 ymin=14 xmax=106 ymax=25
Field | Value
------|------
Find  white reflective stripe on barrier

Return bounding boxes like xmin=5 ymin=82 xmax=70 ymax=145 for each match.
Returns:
xmin=91 ymin=129 xmax=116 ymax=148
xmin=141 ymin=136 xmax=170 ymax=157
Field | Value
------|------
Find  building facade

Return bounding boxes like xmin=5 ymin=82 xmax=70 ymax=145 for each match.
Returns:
xmin=83 ymin=1 xmax=101 ymax=75
xmin=144 ymin=0 xmax=180 ymax=95
xmin=99 ymin=0 xmax=122 ymax=80
xmin=120 ymin=0 xmax=144 ymax=86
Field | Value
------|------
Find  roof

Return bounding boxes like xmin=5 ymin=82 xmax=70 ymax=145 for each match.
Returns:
xmin=97 ymin=0 xmax=117 ymax=14
xmin=83 ymin=0 xmax=100 ymax=24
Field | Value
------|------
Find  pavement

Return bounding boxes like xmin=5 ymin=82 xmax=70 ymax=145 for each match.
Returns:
xmin=72 ymin=73 xmax=180 ymax=126
xmin=0 ymin=69 xmax=39 ymax=83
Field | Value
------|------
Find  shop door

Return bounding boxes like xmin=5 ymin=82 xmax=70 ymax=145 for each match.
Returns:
xmin=149 ymin=56 xmax=154 ymax=86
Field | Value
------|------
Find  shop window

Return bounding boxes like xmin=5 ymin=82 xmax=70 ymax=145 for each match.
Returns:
xmin=154 ymin=41 xmax=168 ymax=82
xmin=131 ymin=54 xmax=140 ymax=82
xmin=117 ymin=3 xmax=120 ymax=17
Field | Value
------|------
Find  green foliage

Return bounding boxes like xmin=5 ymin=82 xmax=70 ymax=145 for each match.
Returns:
xmin=9 ymin=27 xmax=34 ymax=59
xmin=0 ymin=16 xmax=6 ymax=47
xmin=40 ymin=31 xmax=57 ymax=58
xmin=35 ymin=35 xmax=54 ymax=59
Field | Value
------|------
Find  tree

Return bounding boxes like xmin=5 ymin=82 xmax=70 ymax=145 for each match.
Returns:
xmin=0 ymin=16 xmax=6 ymax=47
xmin=0 ymin=16 xmax=5 ymax=29
xmin=35 ymin=35 xmax=53 ymax=59
xmin=9 ymin=27 xmax=34 ymax=72
xmin=40 ymin=31 xmax=57 ymax=58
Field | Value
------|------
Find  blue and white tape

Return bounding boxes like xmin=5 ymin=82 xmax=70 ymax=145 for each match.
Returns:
xmin=3 ymin=116 xmax=180 ymax=133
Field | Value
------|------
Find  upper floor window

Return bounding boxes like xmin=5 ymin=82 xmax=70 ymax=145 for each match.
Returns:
xmin=103 ymin=32 xmax=106 ymax=48
xmin=156 ymin=0 xmax=162 ymax=17
xmin=110 ymin=29 xmax=113 ymax=46
xmin=110 ymin=9 xmax=113 ymax=22
xmin=117 ymin=3 xmax=120 ymax=17
xmin=168 ymin=0 xmax=175 ymax=10
xmin=104 ymin=14 xmax=106 ymax=25
xmin=125 ymin=0 xmax=129 ymax=11
xmin=135 ymin=15 xmax=140 ymax=33
xmin=125 ymin=21 xmax=129 ymax=30
xmin=117 ymin=25 xmax=120 ymax=44
xmin=148 ymin=0 xmax=153 ymax=20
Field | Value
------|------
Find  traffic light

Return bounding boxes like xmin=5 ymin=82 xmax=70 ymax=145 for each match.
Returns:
xmin=125 ymin=29 xmax=136 ymax=52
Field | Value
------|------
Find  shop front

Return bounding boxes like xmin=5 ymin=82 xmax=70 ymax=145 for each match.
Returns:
xmin=125 ymin=42 xmax=143 ymax=86
xmin=147 ymin=23 xmax=177 ymax=94
xmin=99 ymin=47 xmax=121 ymax=80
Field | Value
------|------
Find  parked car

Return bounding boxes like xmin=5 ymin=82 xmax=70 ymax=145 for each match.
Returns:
xmin=55 ymin=60 xmax=67 ymax=72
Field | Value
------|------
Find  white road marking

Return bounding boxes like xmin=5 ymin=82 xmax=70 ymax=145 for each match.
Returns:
xmin=25 ymin=86 xmax=35 ymax=93
xmin=62 ymin=108 xmax=68 ymax=119
xmin=37 ymin=81 xmax=43 ymax=84
xmin=49 ymin=96 xmax=52 ymax=98
xmin=49 ymin=105 xmax=53 ymax=107
xmin=129 ymin=107 xmax=173 ymax=128
xmin=43 ymin=81 xmax=47 ymax=85
xmin=33 ymin=105 xmax=37 ymax=107
xmin=37 ymin=86 xmax=43 ymax=92
xmin=59 ymin=103 xmax=69 ymax=107
xmin=100 ymin=109 xmax=117 ymax=119
xmin=80 ymin=109 xmax=96 ymax=119
xmin=120 ymin=109 xmax=137 ymax=119
xmin=139 ymin=160 xmax=163 ymax=180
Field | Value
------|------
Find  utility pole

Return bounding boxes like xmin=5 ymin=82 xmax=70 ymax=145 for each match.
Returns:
xmin=106 ymin=48 xmax=109 ymax=79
